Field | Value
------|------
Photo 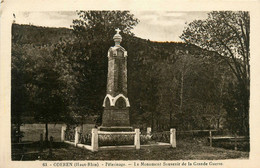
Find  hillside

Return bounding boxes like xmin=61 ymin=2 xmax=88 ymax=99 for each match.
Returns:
xmin=11 ymin=23 xmax=233 ymax=131
xmin=12 ymin=23 xmax=210 ymax=55
xmin=12 ymin=24 xmax=75 ymax=46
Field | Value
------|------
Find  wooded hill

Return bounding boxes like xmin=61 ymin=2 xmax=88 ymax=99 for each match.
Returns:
xmin=12 ymin=23 xmax=237 ymax=132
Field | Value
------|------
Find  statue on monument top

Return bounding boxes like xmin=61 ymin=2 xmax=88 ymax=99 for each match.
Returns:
xmin=113 ymin=28 xmax=122 ymax=47
xmin=107 ymin=28 xmax=127 ymax=58
xmin=115 ymin=28 xmax=121 ymax=34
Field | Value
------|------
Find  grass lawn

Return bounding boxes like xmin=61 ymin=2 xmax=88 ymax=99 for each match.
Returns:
xmin=31 ymin=139 xmax=249 ymax=160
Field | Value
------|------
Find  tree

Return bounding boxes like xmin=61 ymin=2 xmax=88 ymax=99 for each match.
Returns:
xmin=12 ymin=20 xmax=237 ymax=134
xmin=52 ymin=11 xmax=140 ymax=126
xmin=52 ymin=39 xmax=96 ymax=128
xmin=180 ymin=11 xmax=250 ymax=135
xmin=25 ymin=44 xmax=74 ymax=141
xmin=12 ymin=24 xmax=77 ymax=142
xmin=11 ymin=44 xmax=32 ymax=142
xmin=72 ymin=11 xmax=139 ymax=40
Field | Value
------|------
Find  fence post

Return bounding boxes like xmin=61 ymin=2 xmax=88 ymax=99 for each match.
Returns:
xmin=209 ymin=130 xmax=212 ymax=147
xmin=91 ymin=128 xmax=98 ymax=152
xmin=147 ymin=127 xmax=151 ymax=135
xmin=49 ymin=136 xmax=53 ymax=157
xmin=40 ymin=133 xmax=43 ymax=153
xmin=74 ymin=127 xmax=79 ymax=147
xmin=234 ymin=132 xmax=238 ymax=151
xmin=170 ymin=128 xmax=176 ymax=148
xmin=43 ymin=128 xmax=46 ymax=142
xmin=61 ymin=125 xmax=66 ymax=142
xmin=135 ymin=129 xmax=140 ymax=149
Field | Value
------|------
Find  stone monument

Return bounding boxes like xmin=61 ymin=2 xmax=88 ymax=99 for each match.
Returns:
xmin=99 ymin=28 xmax=132 ymax=131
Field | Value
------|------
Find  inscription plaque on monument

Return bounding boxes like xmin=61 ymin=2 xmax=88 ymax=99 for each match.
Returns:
xmin=99 ymin=28 xmax=133 ymax=131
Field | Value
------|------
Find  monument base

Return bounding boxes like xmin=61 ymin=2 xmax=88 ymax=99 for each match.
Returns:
xmin=98 ymin=126 xmax=133 ymax=132
xmin=102 ymin=108 xmax=130 ymax=127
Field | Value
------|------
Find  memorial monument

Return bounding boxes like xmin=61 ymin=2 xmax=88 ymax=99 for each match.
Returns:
xmin=99 ymin=28 xmax=132 ymax=131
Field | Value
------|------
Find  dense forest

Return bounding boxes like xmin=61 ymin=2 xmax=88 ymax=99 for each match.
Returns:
xmin=11 ymin=11 xmax=249 ymax=140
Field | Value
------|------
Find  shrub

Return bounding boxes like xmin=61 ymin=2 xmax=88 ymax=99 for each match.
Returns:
xmin=152 ymin=132 xmax=170 ymax=143
xmin=79 ymin=133 xmax=91 ymax=145
xmin=11 ymin=126 xmax=24 ymax=143
xmin=140 ymin=134 xmax=151 ymax=144
xmin=64 ymin=130 xmax=75 ymax=142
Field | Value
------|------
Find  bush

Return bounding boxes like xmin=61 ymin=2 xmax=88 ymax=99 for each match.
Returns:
xmin=152 ymin=132 xmax=170 ymax=143
xmin=140 ymin=134 xmax=151 ymax=145
xmin=64 ymin=130 xmax=75 ymax=142
xmin=11 ymin=126 xmax=24 ymax=143
xmin=79 ymin=133 xmax=91 ymax=145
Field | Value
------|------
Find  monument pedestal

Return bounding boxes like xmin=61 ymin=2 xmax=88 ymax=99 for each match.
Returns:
xmin=100 ymin=107 xmax=133 ymax=132
xmin=98 ymin=126 xmax=133 ymax=132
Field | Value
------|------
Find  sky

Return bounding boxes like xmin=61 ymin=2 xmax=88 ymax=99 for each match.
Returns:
xmin=14 ymin=11 xmax=208 ymax=42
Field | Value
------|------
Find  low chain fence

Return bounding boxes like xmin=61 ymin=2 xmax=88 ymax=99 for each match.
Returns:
xmin=61 ymin=126 xmax=176 ymax=152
